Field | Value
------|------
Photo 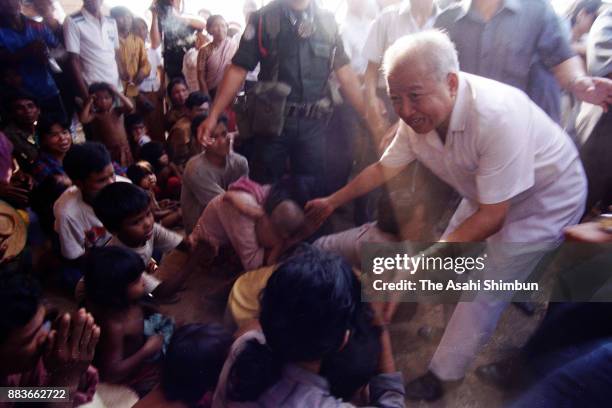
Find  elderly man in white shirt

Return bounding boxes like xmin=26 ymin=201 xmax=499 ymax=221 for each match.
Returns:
xmin=307 ymin=30 xmax=589 ymax=401
xmin=63 ymin=0 xmax=123 ymax=99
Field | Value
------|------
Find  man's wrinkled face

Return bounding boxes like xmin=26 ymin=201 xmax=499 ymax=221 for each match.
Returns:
xmin=387 ymin=62 xmax=457 ymax=135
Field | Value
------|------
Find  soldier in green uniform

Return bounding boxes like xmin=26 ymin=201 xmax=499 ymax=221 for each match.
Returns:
xmin=197 ymin=0 xmax=370 ymax=190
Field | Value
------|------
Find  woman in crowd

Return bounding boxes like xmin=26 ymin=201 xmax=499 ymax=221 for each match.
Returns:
xmin=197 ymin=15 xmax=238 ymax=101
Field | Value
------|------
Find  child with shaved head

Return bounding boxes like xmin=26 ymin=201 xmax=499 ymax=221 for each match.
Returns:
xmin=190 ymin=176 xmax=316 ymax=271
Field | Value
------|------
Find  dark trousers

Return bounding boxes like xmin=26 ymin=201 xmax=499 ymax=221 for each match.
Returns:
xmin=250 ymin=116 xmax=327 ymax=195
xmin=513 ymin=341 xmax=612 ymax=408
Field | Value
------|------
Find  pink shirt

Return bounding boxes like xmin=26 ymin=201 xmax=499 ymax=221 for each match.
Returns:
xmin=191 ymin=187 xmax=270 ymax=271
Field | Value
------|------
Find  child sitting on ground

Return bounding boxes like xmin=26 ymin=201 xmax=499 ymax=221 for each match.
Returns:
xmin=79 ymin=82 xmax=135 ymax=167
xmin=127 ymin=161 xmax=181 ymax=229
xmin=134 ymin=323 xmax=233 ymax=408
xmin=189 ymin=176 xmax=315 ymax=271
xmin=181 ymin=114 xmax=248 ymax=234
xmin=84 ymin=246 xmax=174 ymax=396
xmin=125 ymin=113 xmax=152 ymax=159
xmin=93 ymin=181 xmax=191 ymax=298
xmin=53 ymin=142 xmax=116 ymax=289
xmin=140 ymin=141 xmax=182 ymax=200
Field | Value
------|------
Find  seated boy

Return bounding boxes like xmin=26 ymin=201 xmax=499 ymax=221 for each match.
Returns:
xmin=93 ymin=181 xmax=191 ymax=297
xmin=53 ymin=142 xmax=117 ymax=287
xmin=124 ymin=113 xmax=152 ymax=159
xmin=167 ymin=91 xmax=210 ymax=170
xmin=0 ymin=271 xmax=99 ymax=406
xmin=84 ymin=246 xmax=171 ymax=396
xmin=189 ymin=176 xmax=314 ymax=271
xmin=134 ymin=323 xmax=233 ymax=408
xmin=181 ymin=113 xmax=248 ymax=233
xmin=79 ymin=82 xmax=135 ymax=167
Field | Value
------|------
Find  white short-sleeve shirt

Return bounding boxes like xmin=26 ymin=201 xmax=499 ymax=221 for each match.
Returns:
xmin=362 ymin=1 xmax=437 ymax=86
xmin=63 ymin=8 xmax=120 ymax=89
xmin=380 ymin=73 xmax=586 ymax=242
xmin=140 ymin=46 xmax=163 ymax=92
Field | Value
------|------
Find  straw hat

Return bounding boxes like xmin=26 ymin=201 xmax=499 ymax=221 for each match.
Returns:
xmin=0 ymin=201 xmax=26 ymax=260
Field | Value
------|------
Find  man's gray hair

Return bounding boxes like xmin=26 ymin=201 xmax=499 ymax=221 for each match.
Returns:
xmin=382 ymin=30 xmax=460 ymax=82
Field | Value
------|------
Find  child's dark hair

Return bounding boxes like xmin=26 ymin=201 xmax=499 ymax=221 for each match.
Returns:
xmin=93 ymin=182 xmax=151 ymax=232
xmin=36 ymin=115 xmax=70 ymax=141
xmin=162 ymin=323 xmax=233 ymax=404
xmin=126 ymin=161 xmax=154 ymax=186
xmin=63 ymin=142 xmax=111 ymax=182
xmin=84 ymin=246 xmax=145 ymax=308
xmin=263 ymin=176 xmax=317 ymax=215
xmin=124 ymin=113 xmax=145 ymax=134
xmin=227 ymin=245 xmax=358 ymax=401
xmin=185 ymin=91 xmax=209 ymax=110
xmin=568 ymin=0 xmax=602 ymax=26
xmin=166 ymin=77 xmax=187 ymax=99
xmin=320 ymin=303 xmax=381 ymax=400
xmin=139 ymin=142 xmax=165 ymax=172
xmin=88 ymin=82 xmax=114 ymax=97
xmin=190 ymin=113 xmax=227 ymax=138
xmin=0 ymin=271 xmax=41 ymax=344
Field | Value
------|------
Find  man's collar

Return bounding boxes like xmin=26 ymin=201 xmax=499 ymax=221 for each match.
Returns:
xmin=447 ymin=72 xmax=471 ymax=136
xmin=81 ymin=7 xmax=104 ymax=23
xmin=399 ymin=0 xmax=439 ymax=18
xmin=463 ymin=0 xmax=520 ymax=17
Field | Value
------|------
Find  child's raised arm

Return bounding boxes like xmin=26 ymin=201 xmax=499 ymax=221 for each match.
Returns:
xmin=78 ymin=95 xmax=96 ymax=124
xmin=114 ymin=86 xmax=135 ymax=115
xmin=223 ymin=191 xmax=265 ymax=219
xmin=96 ymin=320 xmax=163 ymax=383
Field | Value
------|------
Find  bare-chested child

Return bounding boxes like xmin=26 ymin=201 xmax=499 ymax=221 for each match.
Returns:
xmin=84 ymin=246 xmax=174 ymax=396
xmin=80 ymin=82 xmax=135 ymax=167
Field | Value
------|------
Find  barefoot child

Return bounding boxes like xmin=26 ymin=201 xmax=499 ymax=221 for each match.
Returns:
xmin=79 ymin=82 xmax=135 ymax=167
xmin=84 ymin=246 xmax=174 ymax=396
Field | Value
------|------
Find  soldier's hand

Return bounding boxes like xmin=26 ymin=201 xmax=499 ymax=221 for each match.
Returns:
xmin=197 ymin=116 xmax=218 ymax=147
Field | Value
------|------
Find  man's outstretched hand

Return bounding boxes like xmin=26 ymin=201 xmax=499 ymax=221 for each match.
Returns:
xmin=305 ymin=197 xmax=335 ymax=229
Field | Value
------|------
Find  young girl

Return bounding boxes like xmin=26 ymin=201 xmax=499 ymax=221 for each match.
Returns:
xmin=85 ymin=246 xmax=174 ymax=396
xmin=139 ymin=141 xmax=182 ymax=200
xmin=126 ymin=161 xmax=182 ymax=228
xmin=79 ymin=82 xmax=135 ymax=167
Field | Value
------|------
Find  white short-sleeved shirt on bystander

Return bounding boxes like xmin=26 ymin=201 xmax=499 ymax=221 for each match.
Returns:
xmin=108 ymin=223 xmax=182 ymax=266
xmin=53 ymin=186 xmax=112 ymax=260
xmin=362 ymin=1 xmax=438 ymax=86
xmin=380 ymin=72 xmax=586 ymax=243
xmin=63 ymin=8 xmax=120 ymax=88
xmin=140 ymin=46 xmax=163 ymax=92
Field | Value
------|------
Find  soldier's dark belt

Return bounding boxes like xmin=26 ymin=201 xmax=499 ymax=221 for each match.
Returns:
xmin=284 ymin=100 xmax=332 ymax=119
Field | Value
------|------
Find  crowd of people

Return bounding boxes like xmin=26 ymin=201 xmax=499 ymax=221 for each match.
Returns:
xmin=1 ymin=0 xmax=612 ymax=406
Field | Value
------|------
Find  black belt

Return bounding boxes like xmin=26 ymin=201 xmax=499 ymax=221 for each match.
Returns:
xmin=284 ymin=98 xmax=332 ymax=119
